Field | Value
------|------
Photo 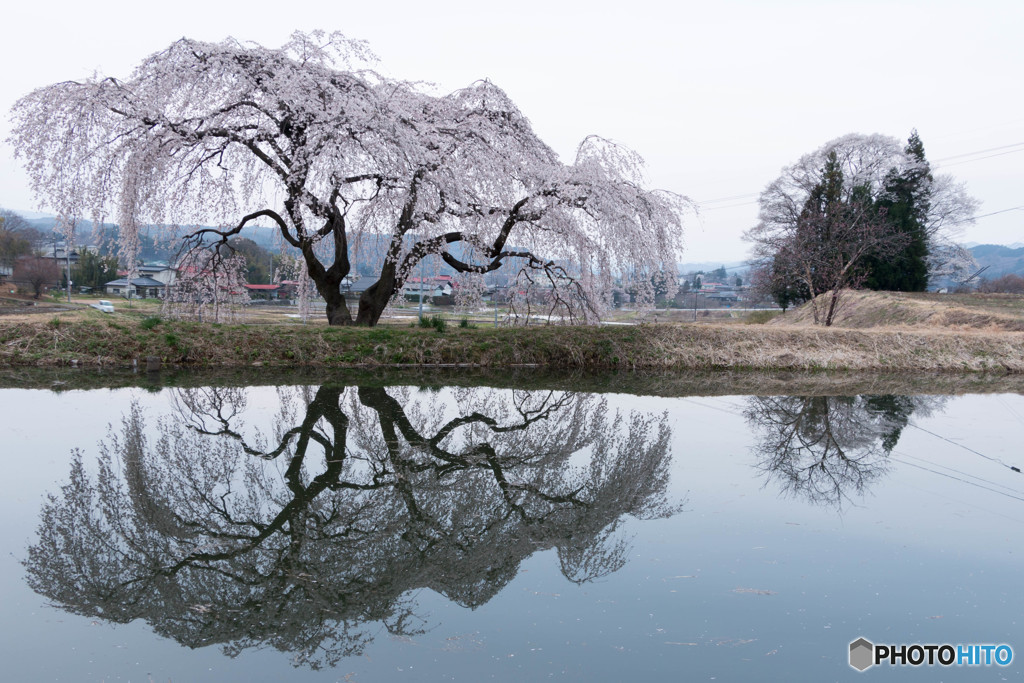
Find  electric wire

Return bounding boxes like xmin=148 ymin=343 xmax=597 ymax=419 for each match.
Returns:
xmin=701 ymin=200 xmax=759 ymax=211
xmin=678 ymin=397 xmax=1024 ymax=502
xmin=907 ymin=423 xmax=1020 ymax=472
xmin=698 ymin=192 xmax=759 ymax=205
xmin=962 ymin=206 xmax=1024 ymax=221
xmin=935 ymin=148 xmax=1024 ymax=168
xmin=892 ymin=449 xmax=1024 ymax=496
xmin=694 ymin=140 xmax=1024 ymax=213
xmin=932 ymin=141 xmax=1024 ymax=162
xmin=888 ymin=454 xmax=1024 ymax=503
xmin=995 ymin=395 xmax=1024 ymax=427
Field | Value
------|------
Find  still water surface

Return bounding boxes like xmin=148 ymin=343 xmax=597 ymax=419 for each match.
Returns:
xmin=1 ymin=375 xmax=1022 ymax=681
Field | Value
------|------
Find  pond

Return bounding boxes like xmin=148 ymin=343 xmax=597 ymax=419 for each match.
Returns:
xmin=1 ymin=371 xmax=1022 ymax=681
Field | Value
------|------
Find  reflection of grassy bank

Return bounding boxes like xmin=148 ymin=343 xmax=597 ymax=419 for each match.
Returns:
xmin=2 ymin=365 xmax=1022 ymax=395
xmin=1 ymin=311 xmax=1022 ymax=373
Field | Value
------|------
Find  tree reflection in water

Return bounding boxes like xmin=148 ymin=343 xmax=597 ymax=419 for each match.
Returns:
xmin=25 ymin=384 xmax=675 ymax=668
xmin=744 ymin=394 xmax=945 ymax=508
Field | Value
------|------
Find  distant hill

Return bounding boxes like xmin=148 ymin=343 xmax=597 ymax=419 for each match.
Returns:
xmin=968 ymin=244 xmax=1024 ymax=279
xmin=677 ymin=260 xmax=749 ymax=277
xmin=6 ymin=209 xmax=492 ymax=277
xmin=9 ymin=207 xmax=1019 ymax=283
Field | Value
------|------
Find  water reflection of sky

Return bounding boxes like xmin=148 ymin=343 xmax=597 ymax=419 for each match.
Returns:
xmin=1 ymin=384 xmax=1022 ymax=681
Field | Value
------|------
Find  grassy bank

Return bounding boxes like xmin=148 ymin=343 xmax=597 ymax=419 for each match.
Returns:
xmin=771 ymin=290 xmax=1024 ymax=331
xmin=1 ymin=307 xmax=1022 ymax=373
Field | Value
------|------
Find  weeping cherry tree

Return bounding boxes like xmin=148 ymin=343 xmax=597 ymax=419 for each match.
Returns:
xmin=10 ymin=31 xmax=689 ymax=325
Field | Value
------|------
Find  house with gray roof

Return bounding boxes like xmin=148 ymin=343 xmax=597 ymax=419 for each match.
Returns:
xmin=104 ymin=276 xmax=167 ymax=299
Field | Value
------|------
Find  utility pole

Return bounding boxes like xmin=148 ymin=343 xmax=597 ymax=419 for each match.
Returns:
xmin=65 ymin=221 xmax=74 ymax=303
xmin=52 ymin=235 xmax=59 ymax=296
xmin=418 ymin=257 xmax=425 ymax=322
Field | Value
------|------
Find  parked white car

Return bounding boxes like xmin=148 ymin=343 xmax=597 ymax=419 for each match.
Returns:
xmin=90 ymin=300 xmax=115 ymax=313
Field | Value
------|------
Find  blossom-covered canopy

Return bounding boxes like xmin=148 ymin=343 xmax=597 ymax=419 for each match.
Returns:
xmin=11 ymin=31 xmax=689 ymax=324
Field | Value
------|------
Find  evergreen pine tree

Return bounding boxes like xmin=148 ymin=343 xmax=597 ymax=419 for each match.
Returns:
xmin=863 ymin=131 xmax=931 ymax=291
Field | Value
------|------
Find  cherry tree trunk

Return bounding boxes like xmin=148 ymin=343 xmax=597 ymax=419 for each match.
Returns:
xmin=355 ymin=267 xmax=398 ymax=327
xmin=322 ymin=287 xmax=354 ymax=326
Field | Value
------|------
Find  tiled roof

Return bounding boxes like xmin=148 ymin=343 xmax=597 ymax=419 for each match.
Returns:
xmin=104 ymin=277 xmax=166 ymax=287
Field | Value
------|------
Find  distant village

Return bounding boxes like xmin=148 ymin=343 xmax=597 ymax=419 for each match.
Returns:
xmin=1 ymin=236 xmax=761 ymax=311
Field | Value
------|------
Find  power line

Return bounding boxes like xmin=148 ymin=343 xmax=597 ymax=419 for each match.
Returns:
xmin=893 ymin=451 xmax=1024 ymax=496
xmin=890 ymin=455 xmax=1024 ymax=504
xmin=908 ymin=423 xmax=1020 ymax=472
xmin=935 ymin=147 xmax=1024 ymax=168
xmin=973 ymin=206 xmax=1024 ymax=220
xmin=695 ymin=140 xmax=1024 ymax=212
xmin=933 ymin=141 xmax=1024 ymax=162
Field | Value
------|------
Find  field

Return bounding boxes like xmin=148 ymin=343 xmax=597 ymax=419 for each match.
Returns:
xmin=0 ymin=289 xmax=1021 ymax=373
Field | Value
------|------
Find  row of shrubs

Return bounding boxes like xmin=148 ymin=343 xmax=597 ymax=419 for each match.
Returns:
xmin=416 ymin=315 xmax=475 ymax=332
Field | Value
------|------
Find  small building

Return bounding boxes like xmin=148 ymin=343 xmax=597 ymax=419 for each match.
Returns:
xmin=401 ymin=275 xmax=454 ymax=301
xmin=136 ymin=263 xmax=178 ymax=285
xmin=244 ymin=283 xmax=283 ymax=300
xmin=104 ymin=276 xmax=167 ymax=299
xmin=39 ymin=241 xmax=80 ymax=265
xmin=342 ymin=277 xmax=376 ymax=305
xmin=277 ymin=280 xmax=301 ymax=300
xmin=705 ymin=291 xmax=740 ymax=307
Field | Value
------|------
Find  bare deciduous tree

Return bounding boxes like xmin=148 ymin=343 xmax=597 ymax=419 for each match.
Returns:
xmin=748 ymin=150 xmax=907 ymax=325
xmin=12 ymin=255 xmax=59 ymax=298
xmin=0 ymin=210 xmax=37 ymax=271
xmin=977 ymin=274 xmax=1024 ymax=294
xmin=746 ymin=133 xmax=979 ymax=323
xmin=744 ymin=394 xmax=945 ymax=508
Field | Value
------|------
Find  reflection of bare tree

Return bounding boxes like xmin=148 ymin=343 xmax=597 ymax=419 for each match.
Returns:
xmin=744 ymin=394 xmax=944 ymax=508
xmin=26 ymin=385 xmax=674 ymax=669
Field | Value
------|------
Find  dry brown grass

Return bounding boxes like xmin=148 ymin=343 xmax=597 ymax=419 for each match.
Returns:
xmin=1 ymin=289 xmax=1021 ymax=373
xmin=770 ymin=290 xmax=1024 ymax=332
xmin=1 ymin=313 xmax=1022 ymax=374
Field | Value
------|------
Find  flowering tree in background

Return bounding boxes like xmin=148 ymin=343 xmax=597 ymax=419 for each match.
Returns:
xmin=10 ymin=31 xmax=689 ymax=326
xmin=746 ymin=133 xmax=978 ymax=323
xmin=750 ymin=150 xmax=906 ymax=325
xmin=453 ymin=270 xmax=485 ymax=314
xmin=163 ymin=251 xmax=250 ymax=323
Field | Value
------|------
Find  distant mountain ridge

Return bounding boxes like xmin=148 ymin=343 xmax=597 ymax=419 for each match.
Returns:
xmin=677 ymin=260 xmax=749 ymax=275
xmin=7 ymin=208 xmax=1022 ymax=282
xmin=968 ymin=244 xmax=1024 ymax=279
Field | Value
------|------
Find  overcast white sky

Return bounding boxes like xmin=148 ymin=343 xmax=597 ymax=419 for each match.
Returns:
xmin=1 ymin=0 xmax=1021 ymax=263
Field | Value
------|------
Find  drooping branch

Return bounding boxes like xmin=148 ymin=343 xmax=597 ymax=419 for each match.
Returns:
xmin=11 ymin=32 xmax=689 ymax=327
xmin=181 ymin=209 xmax=291 ymax=251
